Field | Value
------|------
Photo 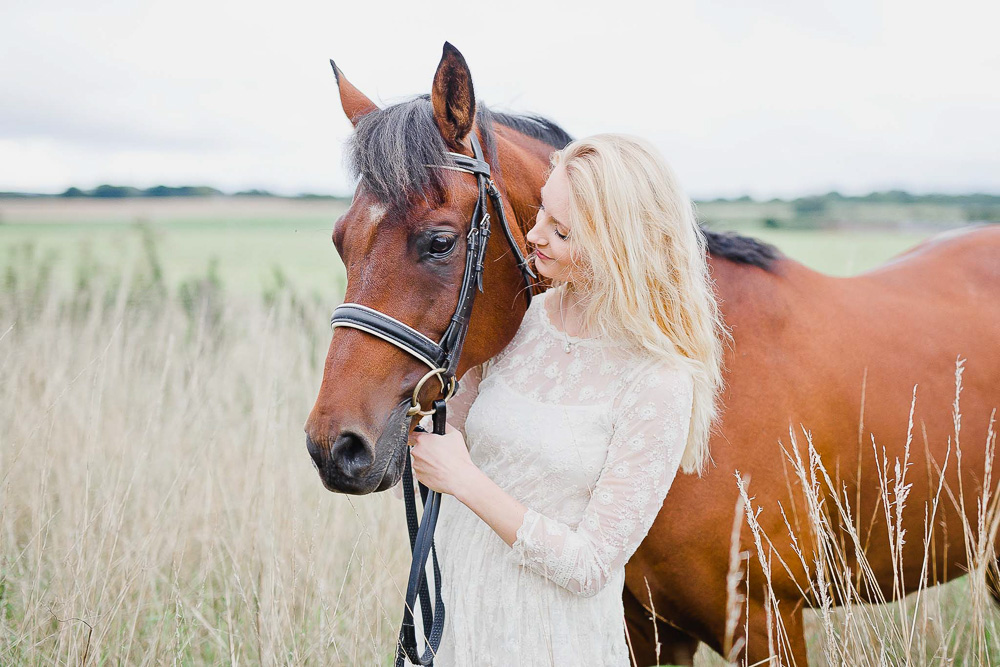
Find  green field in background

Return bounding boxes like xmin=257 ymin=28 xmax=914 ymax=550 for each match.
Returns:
xmin=0 ymin=218 xmax=940 ymax=297
xmin=0 ymin=218 xmax=346 ymax=298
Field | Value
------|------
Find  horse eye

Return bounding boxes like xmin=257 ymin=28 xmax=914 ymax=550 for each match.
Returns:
xmin=430 ymin=234 xmax=457 ymax=256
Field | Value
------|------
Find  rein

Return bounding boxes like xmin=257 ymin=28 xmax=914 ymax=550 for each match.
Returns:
xmin=329 ymin=132 xmax=536 ymax=665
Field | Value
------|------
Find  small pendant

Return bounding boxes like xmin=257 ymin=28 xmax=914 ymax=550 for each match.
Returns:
xmin=564 ymin=342 xmax=572 ymax=353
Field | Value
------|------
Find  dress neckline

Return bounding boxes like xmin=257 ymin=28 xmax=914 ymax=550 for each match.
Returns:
xmin=539 ymin=286 xmax=605 ymax=347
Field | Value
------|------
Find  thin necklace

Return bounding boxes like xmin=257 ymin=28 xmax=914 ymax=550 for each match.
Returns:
xmin=559 ymin=286 xmax=574 ymax=354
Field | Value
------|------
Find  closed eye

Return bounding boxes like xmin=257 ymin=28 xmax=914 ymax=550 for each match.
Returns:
xmin=539 ymin=204 xmax=570 ymax=240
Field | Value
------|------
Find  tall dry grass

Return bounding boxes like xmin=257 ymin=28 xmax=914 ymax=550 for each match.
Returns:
xmin=1 ymin=241 xmax=410 ymax=665
xmin=3 ymin=238 xmax=999 ymax=666
xmin=716 ymin=361 xmax=1000 ymax=666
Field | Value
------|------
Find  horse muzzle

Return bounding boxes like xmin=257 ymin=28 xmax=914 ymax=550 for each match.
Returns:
xmin=305 ymin=399 xmax=411 ymax=495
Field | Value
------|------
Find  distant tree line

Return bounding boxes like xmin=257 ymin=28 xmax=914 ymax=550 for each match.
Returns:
xmin=1 ymin=186 xmax=998 ymax=210
xmin=59 ymin=185 xmax=226 ymax=198
xmin=706 ymin=190 xmax=1000 ymax=207
xmin=706 ymin=190 xmax=1000 ymax=225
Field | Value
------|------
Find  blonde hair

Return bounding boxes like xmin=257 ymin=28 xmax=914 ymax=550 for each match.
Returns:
xmin=552 ymin=134 xmax=732 ymax=476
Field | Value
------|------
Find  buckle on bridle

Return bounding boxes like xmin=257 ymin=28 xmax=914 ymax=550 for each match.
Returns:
xmin=406 ymin=367 xmax=457 ymax=417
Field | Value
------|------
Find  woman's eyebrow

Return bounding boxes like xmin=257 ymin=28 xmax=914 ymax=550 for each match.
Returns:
xmin=539 ymin=199 xmax=566 ymax=228
xmin=547 ymin=209 xmax=567 ymax=230
xmin=540 ymin=186 xmax=570 ymax=230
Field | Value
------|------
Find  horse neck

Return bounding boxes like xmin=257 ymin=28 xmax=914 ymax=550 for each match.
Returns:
xmin=490 ymin=125 xmax=555 ymax=249
xmin=450 ymin=126 xmax=554 ymax=376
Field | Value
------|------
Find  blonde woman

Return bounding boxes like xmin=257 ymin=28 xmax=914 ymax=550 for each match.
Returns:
xmin=408 ymin=134 xmax=731 ymax=666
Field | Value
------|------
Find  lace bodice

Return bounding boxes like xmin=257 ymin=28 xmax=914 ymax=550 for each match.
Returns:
xmin=430 ymin=285 xmax=695 ymax=666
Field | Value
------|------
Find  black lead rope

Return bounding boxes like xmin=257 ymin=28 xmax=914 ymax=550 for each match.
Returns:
xmin=395 ymin=399 xmax=448 ymax=667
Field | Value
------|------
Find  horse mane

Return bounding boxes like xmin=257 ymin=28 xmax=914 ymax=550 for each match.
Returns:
xmin=488 ymin=111 xmax=573 ymax=151
xmin=346 ymin=95 xmax=782 ymax=273
xmin=701 ymin=229 xmax=783 ymax=271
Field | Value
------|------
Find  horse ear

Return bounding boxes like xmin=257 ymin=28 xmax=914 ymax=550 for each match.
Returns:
xmin=431 ymin=42 xmax=476 ymax=152
xmin=330 ymin=59 xmax=379 ymax=126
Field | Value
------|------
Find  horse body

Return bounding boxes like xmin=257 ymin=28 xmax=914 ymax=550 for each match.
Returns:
xmin=309 ymin=44 xmax=1000 ymax=665
xmin=624 ymin=228 xmax=1000 ymax=663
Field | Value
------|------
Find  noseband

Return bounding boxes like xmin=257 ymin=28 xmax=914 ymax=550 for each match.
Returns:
xmin=329 ymin=131 xmax=537 ymax=666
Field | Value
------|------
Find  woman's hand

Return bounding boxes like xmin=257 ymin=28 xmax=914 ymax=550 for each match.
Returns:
xmin=408 ymin=422 xmax=480 ymax=496
xmin=410 ymin=421 xmax=528 ymax=547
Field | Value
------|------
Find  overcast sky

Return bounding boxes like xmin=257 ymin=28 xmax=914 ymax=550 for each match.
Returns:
xmin=2 ymin=0 xmax=998 ymax=199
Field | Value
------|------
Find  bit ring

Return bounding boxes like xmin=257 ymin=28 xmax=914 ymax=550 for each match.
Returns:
xmin=406 ymin=367 xmax=457 ymax=417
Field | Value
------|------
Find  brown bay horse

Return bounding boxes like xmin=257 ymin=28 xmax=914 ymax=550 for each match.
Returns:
xmin=305 ymin=43 xmax=1000 ymax=665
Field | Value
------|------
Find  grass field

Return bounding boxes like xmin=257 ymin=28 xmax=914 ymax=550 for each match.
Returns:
xmin=2 ymin=198 xmax=997 ymax=665
xmin=0 ymin=197 xmax=944 ymax=296
xmin=694 ymin=198 xmax=983 ymax=230
xmin=0 ymin=198 xmax=349 ymax=297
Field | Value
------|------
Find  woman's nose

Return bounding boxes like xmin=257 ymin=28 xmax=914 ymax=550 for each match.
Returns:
xmin=526 ymin=223 xmax=543 ymax=246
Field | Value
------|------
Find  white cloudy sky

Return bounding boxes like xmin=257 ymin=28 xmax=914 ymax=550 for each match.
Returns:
xmin=2 ymin=0 xmax=998 ymax=198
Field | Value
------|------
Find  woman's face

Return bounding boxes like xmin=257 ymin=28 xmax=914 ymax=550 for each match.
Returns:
xmin=527 ymin=164 xmax=580 ymax=283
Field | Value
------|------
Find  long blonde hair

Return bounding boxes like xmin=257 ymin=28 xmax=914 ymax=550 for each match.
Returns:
xmin=552 ymin=134 xmax=732 ymax=476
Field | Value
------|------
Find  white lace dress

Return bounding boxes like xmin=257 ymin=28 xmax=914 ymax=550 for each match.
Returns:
xmin=427 ymin=285 xmax=695 ymax=667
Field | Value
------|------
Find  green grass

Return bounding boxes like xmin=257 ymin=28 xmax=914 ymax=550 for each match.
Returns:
xmin=0 ymin=219 xmax=345 ymax=298
xmin=0 ymin=214 xmax=946 ymax=300
xmin=748 ymin=228 xmax=935 ymax=276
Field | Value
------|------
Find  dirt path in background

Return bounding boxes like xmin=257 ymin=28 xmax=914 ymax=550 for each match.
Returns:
xmin=0 ymin=196 xmax=348 ymax=223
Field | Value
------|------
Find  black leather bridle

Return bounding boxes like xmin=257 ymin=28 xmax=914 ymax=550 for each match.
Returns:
xmin=329 ymin=131 xmax=537 ymax=666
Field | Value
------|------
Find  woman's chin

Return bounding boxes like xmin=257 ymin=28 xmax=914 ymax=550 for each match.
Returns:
xmin=533 ymin=260 xmax=554 ymax=280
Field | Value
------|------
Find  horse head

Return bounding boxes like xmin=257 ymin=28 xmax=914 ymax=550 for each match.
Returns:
xmin=305 ymin=43 xmax=569 ymax=494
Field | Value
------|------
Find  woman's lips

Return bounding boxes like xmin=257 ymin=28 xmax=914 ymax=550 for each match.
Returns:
xmin=535 ymin=251 xmax=551 ymax=261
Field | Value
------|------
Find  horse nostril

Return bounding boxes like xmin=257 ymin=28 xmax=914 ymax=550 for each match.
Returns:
xmin=306 ymin=435 xmax=326 ymax=471
xmin=330 ymin=431 xmax=375 ymax=475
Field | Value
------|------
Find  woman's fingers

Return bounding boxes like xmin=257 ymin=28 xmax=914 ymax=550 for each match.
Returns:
xmin=410 ymin=429 xmax=436 ymax=448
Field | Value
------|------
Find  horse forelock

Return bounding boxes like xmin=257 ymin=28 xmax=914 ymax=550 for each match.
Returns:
xmin=346 ymin=95 xmax=572 ymax=212
xmin=346 ymin=97 xmax=449 ymax=211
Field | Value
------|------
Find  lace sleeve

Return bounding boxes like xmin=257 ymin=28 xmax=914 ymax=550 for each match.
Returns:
xmin=507 ymin=360 xmax=694 ymax=597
